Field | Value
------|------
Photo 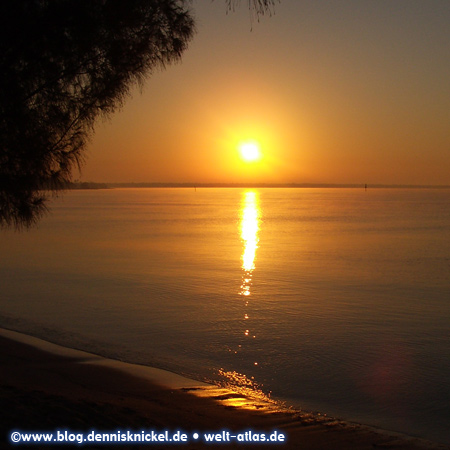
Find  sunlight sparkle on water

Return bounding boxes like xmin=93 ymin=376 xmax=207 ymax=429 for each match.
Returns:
xmin=240 ymin=191 xmax=259 ymax=276
xmin=215 ymin=368 xmax=275 ymax=410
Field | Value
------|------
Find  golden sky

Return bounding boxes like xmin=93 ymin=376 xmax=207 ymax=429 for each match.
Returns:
xmin=82 ymin=1 xmax=450 ymax=185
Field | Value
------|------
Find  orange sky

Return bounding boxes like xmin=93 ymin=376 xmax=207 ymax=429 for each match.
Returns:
xmin=81 ymin=1 xmax=450 ymax=185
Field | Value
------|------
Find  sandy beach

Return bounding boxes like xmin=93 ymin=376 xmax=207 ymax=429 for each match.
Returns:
xmin=1 ymin=328 xmax=447 ymax=450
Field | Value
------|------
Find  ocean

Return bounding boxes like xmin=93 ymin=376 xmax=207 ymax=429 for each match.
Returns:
xmin=1 ymin=187 xmax=449 ymax=444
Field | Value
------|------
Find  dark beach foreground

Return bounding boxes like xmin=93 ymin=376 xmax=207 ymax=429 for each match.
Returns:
xmin=0 ymin=329 xmax=447 ymax=450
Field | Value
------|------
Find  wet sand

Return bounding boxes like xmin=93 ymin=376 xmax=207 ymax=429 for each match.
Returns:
xmin=0 ymin=328 xmax=446 ymax=449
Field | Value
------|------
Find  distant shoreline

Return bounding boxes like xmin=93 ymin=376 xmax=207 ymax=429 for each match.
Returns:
xmin=70 ymin=182 xmax=450 ymax=190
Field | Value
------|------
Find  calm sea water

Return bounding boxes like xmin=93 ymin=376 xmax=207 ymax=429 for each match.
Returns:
xmin=1 ymin=188 xmax=449 ymax=444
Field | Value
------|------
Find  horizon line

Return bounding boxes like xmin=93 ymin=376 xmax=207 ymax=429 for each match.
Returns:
xmin=71 ymin=181 xmax=450 ymax=189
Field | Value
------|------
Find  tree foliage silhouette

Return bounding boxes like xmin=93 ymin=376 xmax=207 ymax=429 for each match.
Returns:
xmin=0 ymin=0 xmax=277 ymax=229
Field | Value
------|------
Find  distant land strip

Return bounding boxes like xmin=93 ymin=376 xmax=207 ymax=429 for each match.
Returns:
xmin=66 ymin=182 xmax=450 ymax=190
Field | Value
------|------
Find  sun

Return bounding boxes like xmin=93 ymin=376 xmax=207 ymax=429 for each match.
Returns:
xmin=239 ymin=141 xmax=261 ymax=162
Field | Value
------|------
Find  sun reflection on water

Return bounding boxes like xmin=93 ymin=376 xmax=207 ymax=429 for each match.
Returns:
xmin=211 ymin=191 xmax=276 ymax=410
xmin=239 ymin=191 xmax=260 ymax=353
xmin=216 ymin=368 xmax=274 ymax=410
xmin=236 ymin=191 xmax=260 ymax=361
xmin=239 ymin=191 xmax=260 ymax=297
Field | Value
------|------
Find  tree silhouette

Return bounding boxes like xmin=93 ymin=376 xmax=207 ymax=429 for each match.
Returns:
xmin=0 ymin=0 xmax=277 ymax=229
xmin=226 ymin=0 xmax=279 ymax=19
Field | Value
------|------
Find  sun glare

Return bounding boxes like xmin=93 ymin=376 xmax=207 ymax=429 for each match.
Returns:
xmin=239 ymin=142 xmax=261 ymax=162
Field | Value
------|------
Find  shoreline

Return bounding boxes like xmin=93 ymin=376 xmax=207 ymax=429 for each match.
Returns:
xmin=1 ymin=327 xmax=448 ymax=449
xmin=69 ymin=182 xmax=450 ymax=190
